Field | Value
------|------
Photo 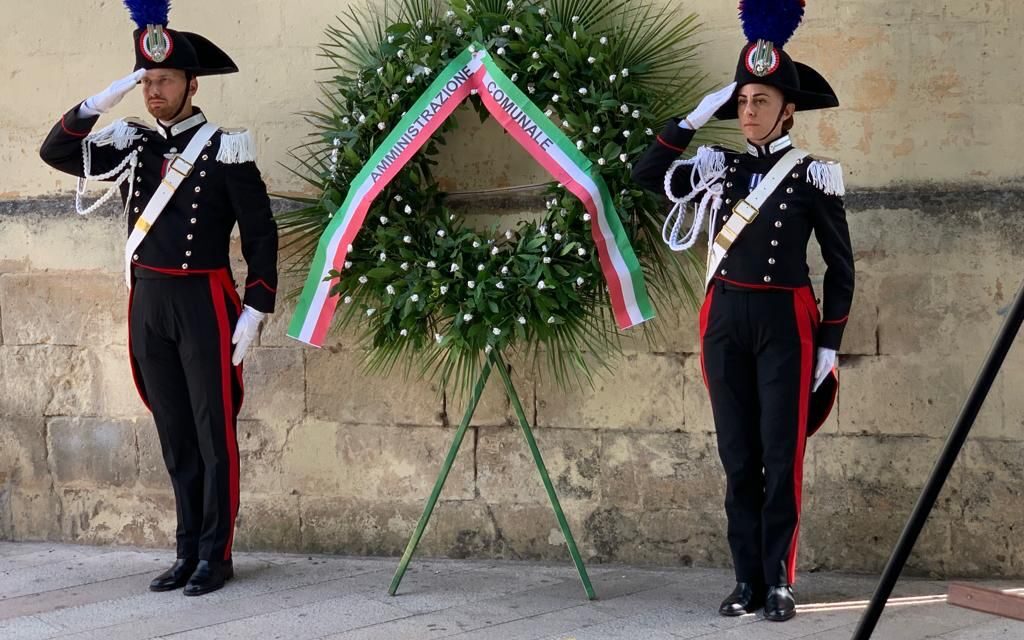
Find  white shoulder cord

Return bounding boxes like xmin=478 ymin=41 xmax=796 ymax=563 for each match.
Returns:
xmin=75 ymin=121 xmax=142 ymax=220
xmin=660 ymin=147 xmax=729 ymax=252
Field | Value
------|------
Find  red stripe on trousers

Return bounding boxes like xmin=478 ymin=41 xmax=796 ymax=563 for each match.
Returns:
xmin=698 ymin=286 xmax=716 ymax=389
xmin=787 ymin=287 xmax=817 ymax=584
xmin=126 ymin=283 xmax=152 ymax=410
xmin=208 ymin=273 xmax=240 ymax=561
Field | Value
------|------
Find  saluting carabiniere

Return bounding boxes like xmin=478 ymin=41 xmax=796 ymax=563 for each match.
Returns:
xmin=633 ymin=0 xmax=855 ymax=622
xmin=39 ymin=0 xmax=278 ymax=596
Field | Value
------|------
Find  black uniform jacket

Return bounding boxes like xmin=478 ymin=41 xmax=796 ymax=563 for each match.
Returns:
xmin=632 ymin=120 xmax=854 ymax=350
xmin=40 ymin=104 xmax=278 ymax=313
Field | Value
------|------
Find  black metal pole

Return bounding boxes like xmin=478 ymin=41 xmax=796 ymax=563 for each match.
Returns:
xmin=851 ymin=280 xmax=1024 ymax=640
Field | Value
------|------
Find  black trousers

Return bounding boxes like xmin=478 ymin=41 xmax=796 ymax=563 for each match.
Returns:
xmin=128 ymin=268 xmax=243 ymax=563
xmin=699 ymin=280 xmax=818 ymax=586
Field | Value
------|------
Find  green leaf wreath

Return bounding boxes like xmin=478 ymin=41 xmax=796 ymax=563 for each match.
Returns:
xmin=278 ymin=0 xmax=722 ymax=392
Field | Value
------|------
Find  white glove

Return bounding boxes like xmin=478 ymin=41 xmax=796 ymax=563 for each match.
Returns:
xmin=231 ymin=305 xmax=267 ymax=366
xmin=81 ymin=69 xmax=146 ymax=116
xmin=812 ymin=347 xmax=837 ymax=392
xmin=678 ymin=81 xmax=738 ymax=130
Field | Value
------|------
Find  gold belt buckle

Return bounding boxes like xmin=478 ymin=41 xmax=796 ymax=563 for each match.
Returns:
xmin=732 ymin=199 xmax=759 ymax=223
xmin=167 ymin=154 xmax=194 ymax=178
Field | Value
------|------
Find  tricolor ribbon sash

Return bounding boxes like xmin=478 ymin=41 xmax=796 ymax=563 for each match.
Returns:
xmin=289 ymin=44 xmax=654 ymax=346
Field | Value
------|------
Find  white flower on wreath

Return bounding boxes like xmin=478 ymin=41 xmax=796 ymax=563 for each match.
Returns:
xmin=468 ymin=280 xmax=476 ymax=289
xmin=411 ymin=294 xmax=420 ymax=302
xmin=427 ymin=260 xmax=436 ymax=268
xmin=518 ymin=316 xmax=527 ymax=325
xmin=386 ymin=285 xmax=396 ymax=295
xmin=551 ymin=94 xmax=560 ymax=102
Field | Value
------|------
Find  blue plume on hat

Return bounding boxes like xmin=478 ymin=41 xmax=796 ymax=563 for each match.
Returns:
xmin=124 ymin=0 xmax=171 ymax=29
xmin=739 ymin=0 xmax=805 ymax=47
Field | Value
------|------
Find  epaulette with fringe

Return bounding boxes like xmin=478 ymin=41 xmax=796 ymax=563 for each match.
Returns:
xmin=84 ymin=117 xmax=151 ymax=150
xmin=216 ymin=128 xmax=256 ymax=164
xmin=806 ymin=156 xmax=845 ymax=197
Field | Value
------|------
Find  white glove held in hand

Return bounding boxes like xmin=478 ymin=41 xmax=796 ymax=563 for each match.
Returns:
xmin=812 ymin=347 xmax=837 ymax=392
xmin=231 ymin=305 xmax=267 ymax=366
xmin=678 ymin=81 xmax=738 ymax=130
xmin=81 ymin=69 xmax=146 ymax=116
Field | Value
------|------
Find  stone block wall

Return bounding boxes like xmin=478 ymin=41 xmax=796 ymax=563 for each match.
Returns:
xmin=2 ymin=188 xmax=1023 ymax=579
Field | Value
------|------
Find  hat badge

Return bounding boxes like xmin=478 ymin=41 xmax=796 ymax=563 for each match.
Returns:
xmin=141 ymin=24 xmax=173 ymax=63
xmin=746 ymin=39 xmax=780 ymax=78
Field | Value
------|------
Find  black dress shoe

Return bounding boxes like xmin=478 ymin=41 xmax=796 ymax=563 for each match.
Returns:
xmin=764 ymin=585 xmax=796 ymax=621
xmin=183 ymin=559 xmax=234 ymax=597
xmin=149 ymin=558 xmax=199 ymax=592
xmin=719 ymin=582 xmax=765 ymax=616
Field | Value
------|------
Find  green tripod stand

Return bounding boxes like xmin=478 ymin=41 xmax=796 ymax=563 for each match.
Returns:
xmin=388 ymin=351 xmax=596 ymax=600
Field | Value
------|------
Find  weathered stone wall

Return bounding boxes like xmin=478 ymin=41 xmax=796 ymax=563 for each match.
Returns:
xmin=2 ymin=0 xmax=1023 ymax=578
xmin=2 ymin=188 xmax=1023 ymax=578
xmin=3 ymin=0 xmax=1024 ymax=196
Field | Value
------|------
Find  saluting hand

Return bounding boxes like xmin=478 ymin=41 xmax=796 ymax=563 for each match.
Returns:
xmin=231 ymin=306 xmax=267 ymax=366
xmin=812 ymin=347 xmax=837 ymax=392
xmin=679 ymin=81 xmax=738 ymax=131
xmin=82 ymin=69 xmax=146 ymax=115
